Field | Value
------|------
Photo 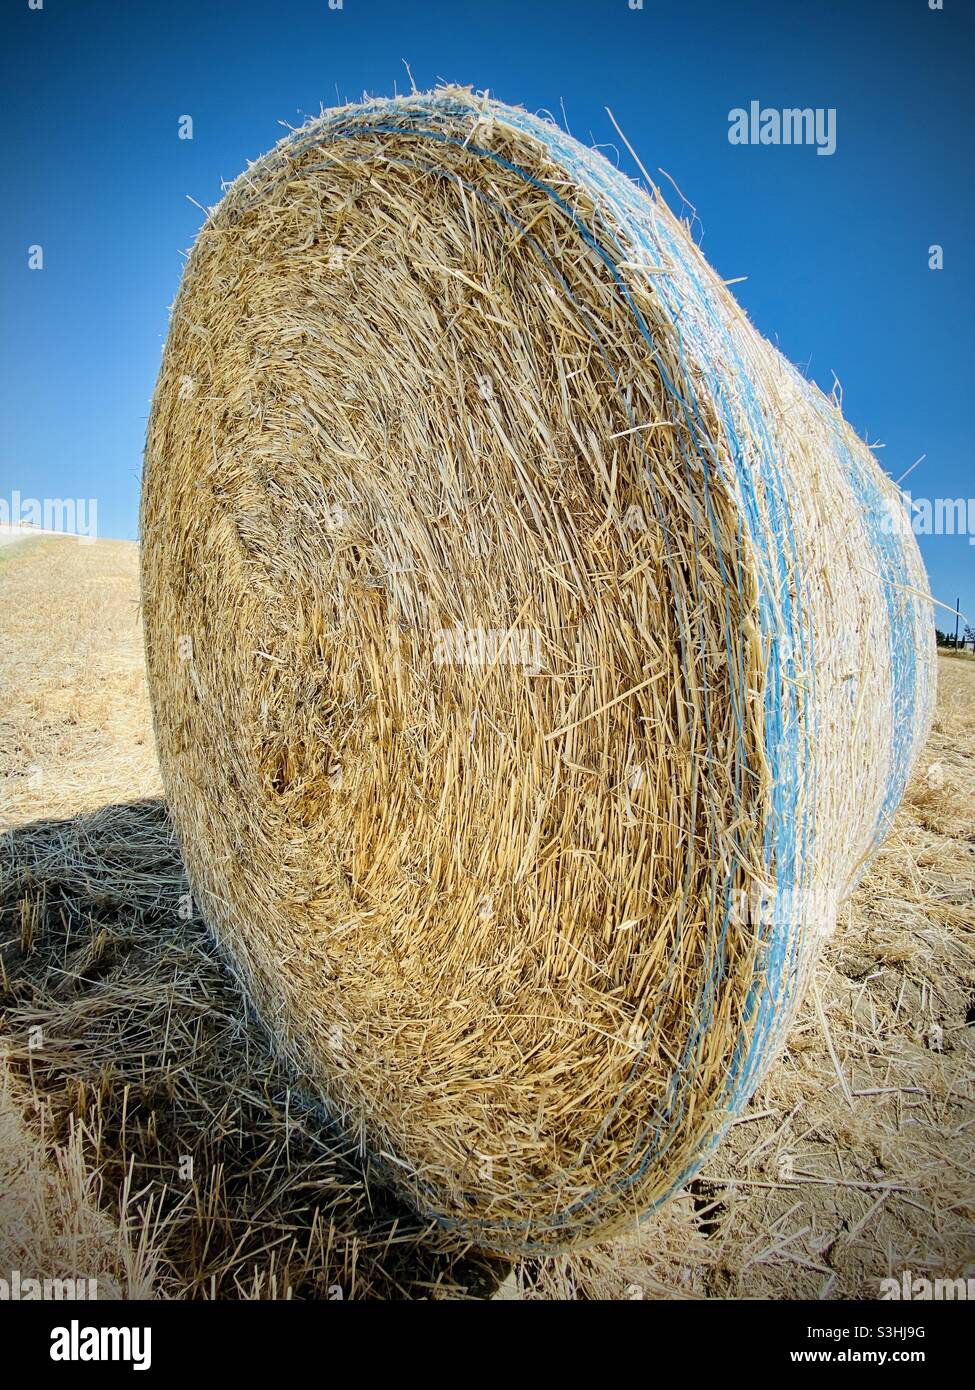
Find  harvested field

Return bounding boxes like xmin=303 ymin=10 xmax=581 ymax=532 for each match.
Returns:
xmin=1 ymin=537 xmax=971 ymax=1296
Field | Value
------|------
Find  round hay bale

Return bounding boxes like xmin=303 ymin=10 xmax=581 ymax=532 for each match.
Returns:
xmin=141 ymin=89 xmax=936 ymax=1252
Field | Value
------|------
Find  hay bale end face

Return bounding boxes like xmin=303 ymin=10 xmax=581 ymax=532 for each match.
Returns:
xmin=141 ymin=90 xmax=935 ymax=1252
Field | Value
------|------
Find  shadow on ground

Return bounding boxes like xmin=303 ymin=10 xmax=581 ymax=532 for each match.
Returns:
xmin=0 ymin=798 xmax=510 ymax=1299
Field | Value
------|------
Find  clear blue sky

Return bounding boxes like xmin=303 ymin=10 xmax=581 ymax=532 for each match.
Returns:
xmin=1 ymin=0 xmax=972 ymax=627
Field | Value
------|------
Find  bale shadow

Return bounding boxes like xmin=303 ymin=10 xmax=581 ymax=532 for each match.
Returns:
xmin=0 ymin=798 xmax=510 ymax=1299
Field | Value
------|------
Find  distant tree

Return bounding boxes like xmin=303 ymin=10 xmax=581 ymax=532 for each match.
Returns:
xmin=937 ymin=623 xmax=975 ymax=651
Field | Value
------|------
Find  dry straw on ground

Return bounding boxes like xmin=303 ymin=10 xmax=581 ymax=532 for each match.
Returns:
xmin=141 ymin=89 xmax=935 ymax=1252
xmin=0 ymin=540 xmax=970 ymax=1296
